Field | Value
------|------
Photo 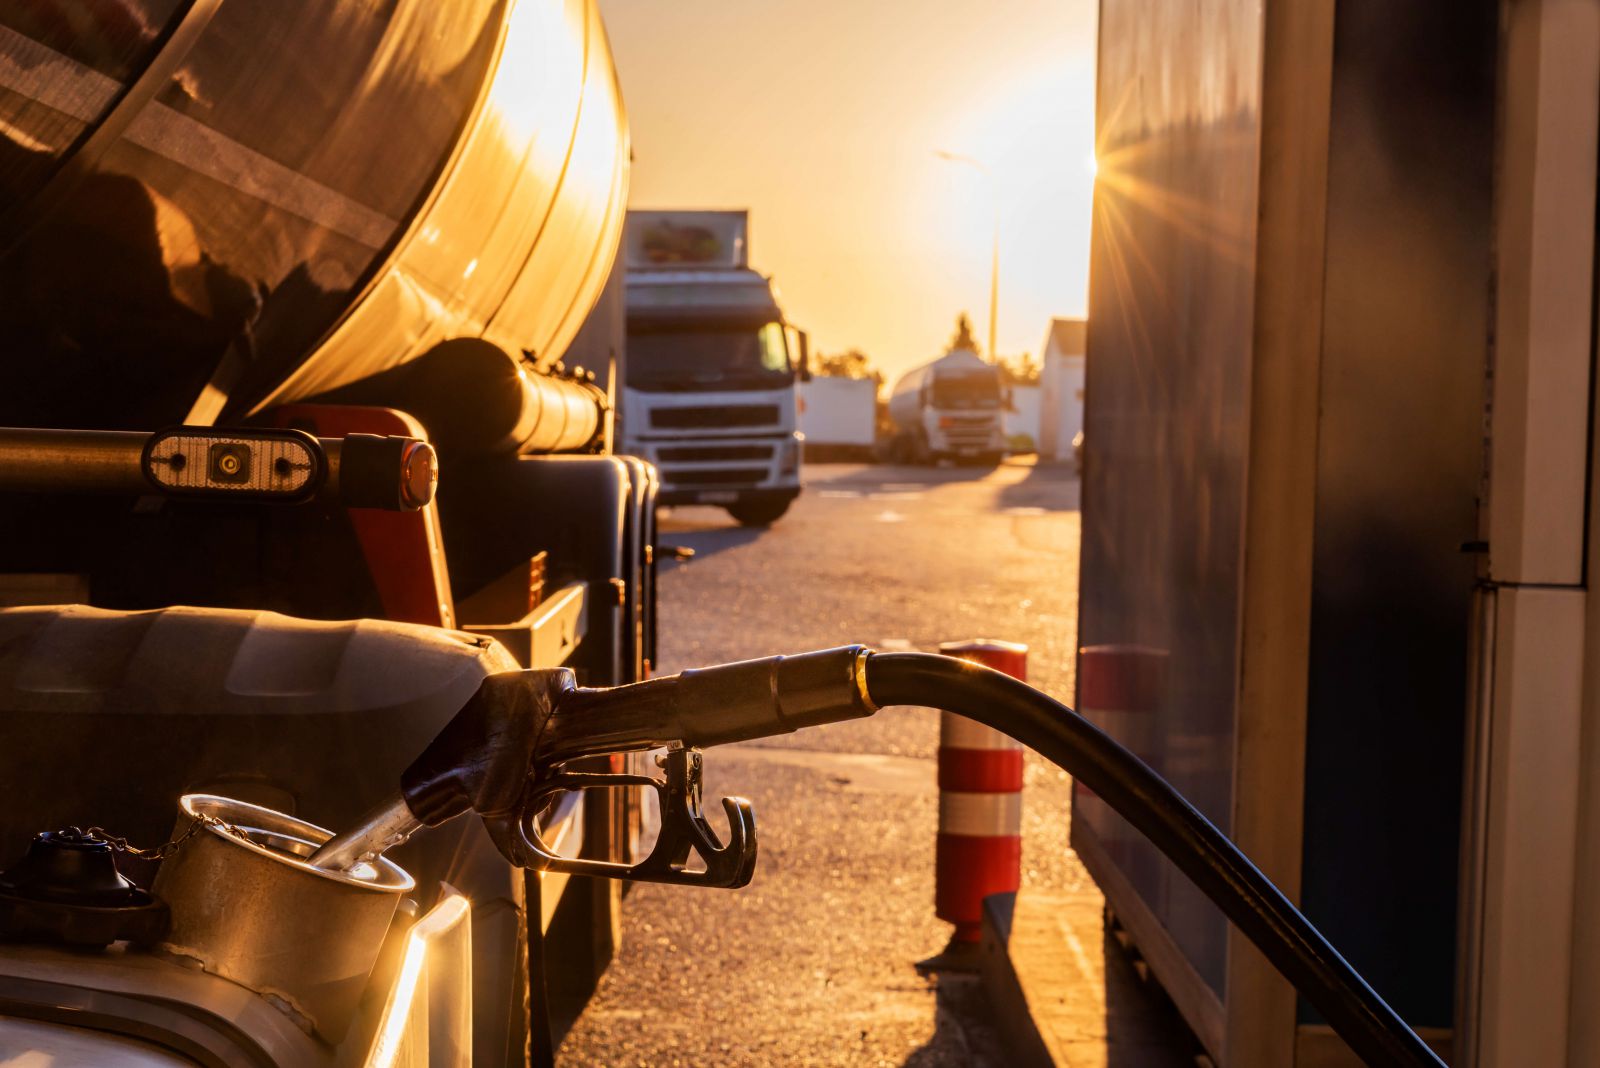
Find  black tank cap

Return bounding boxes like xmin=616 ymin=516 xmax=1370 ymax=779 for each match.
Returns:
xmin=0 ymin=829 xmax=168 ymax=947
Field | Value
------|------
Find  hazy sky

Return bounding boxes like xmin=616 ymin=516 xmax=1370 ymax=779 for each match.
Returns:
xmin=599 ymin=1 xmax=1098 ymax=381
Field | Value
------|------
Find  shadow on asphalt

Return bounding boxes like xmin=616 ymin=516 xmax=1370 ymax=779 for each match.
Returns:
xmin=894 ymin=925 xmax=1202 ymax=1067
xmin=803 ymin=460 xmax=1007 ymax=488
xmin=1098 ymin=920 xmax=1208 ymax=1067
xmin=898 ymin=974 xmax=1008 ymax=1067
xmin=995 ymin=458 xmax=1079 ymax=512
xmin=801 ymin=459 xmax=1080 ymax=511
xmin=657 ymin=511 xmax=766 ymax=564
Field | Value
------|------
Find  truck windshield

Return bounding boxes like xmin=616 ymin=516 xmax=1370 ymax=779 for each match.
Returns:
xmin=627 ymin=322 xmax=793 ymax=392
xmin=932 ymin=372 xmax=1002 ymax=409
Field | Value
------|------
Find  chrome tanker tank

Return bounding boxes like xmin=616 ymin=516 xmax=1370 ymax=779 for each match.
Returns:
xmin=0 ymin=0 xmax=627 ymax=449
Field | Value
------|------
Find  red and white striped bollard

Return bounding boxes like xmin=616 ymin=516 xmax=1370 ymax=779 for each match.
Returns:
xmin=934 ymin=638 xmax=1027 ymax=945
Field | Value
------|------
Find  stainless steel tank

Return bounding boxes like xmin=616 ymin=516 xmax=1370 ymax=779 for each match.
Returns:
xmin=0 ymin=0 xmax=628 ymax=449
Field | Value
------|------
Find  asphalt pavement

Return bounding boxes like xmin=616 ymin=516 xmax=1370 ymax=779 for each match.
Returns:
xmin=558 ymin=459 xmax=1181 ymax=1066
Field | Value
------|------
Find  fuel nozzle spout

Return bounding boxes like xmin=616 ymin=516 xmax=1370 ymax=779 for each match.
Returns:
xmin=544 ymin=645 xmax=877 ymax=761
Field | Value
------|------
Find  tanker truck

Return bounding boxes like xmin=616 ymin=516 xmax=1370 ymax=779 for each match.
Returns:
xmin=620 ymin=209 xmax=808 ymax=526
xmin=886 ymin=332 xmax=1011 ymax=466
xmin=0 ymin=1 xmax=652 ymax=1062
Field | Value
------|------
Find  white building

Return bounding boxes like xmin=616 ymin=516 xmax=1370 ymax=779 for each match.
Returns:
xmin=1005 ymin=384 xmax=1041 ymax=449
xmin=1037 ymin=317 xmax=1086 ymax=461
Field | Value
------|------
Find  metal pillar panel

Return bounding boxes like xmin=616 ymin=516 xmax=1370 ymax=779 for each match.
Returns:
xmin=1572 ymin=468 xmax=1600 ymax=1068
xmin=1459 ymin=6 xmax=1600 ymax=1066
xmin=1083 ymin=2 xmax=1495 ymax=1064
xmin=1485 ymin=0 xmax=1600 ymax=587
xmin=1224 ymin=1 xmax=1337 ymax=1062
xmin=1573 ymin=290 xmax=1600 ymax=1062
xmin=1077 ymin=0 xmax=1264 ymax=1024
xmin=1469 ymin=586 xmax=1585 ymax=1067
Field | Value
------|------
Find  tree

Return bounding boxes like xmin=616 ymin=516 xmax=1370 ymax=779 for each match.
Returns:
xmin=814 ymin=348 xmax=874 ymax=379
xmin=949 ymin=312 xmax=980 ymax=355
xmin=998 ymin=350 xmax=1040 ymax=385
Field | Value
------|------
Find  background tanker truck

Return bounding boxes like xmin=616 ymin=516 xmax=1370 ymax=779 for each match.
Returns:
xmin=0 ymin=1 xmax=650 ymax=1063
xmin=886 ymin=325 xmax=1010 ymax=466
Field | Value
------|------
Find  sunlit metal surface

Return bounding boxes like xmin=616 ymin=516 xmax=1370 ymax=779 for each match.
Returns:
xmin=1082 ymin=0 xmax=1497 ymax=1053
xmin=1076 ymin=0 xmax=1262 ymax=1005
xmin=310 ymin=792 xmax=423 ymax=873
xmin=0 ymin=0 xmax=629 ymax=431
xmin=363 ymin=891 xmax=472 ymax=1068
xmin=152 ymin=794 xmax=413 ymax=1042
xmin=0 ymin=1017 xmax=196 ymax=1066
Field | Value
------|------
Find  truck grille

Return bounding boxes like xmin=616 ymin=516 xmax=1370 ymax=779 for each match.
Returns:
xmin=943 ymin=416 xmax=997 ymax=447
xmin=664 ymin=466 xmax=770 ymax=485
xmin=650 ymin=406 xmax=780 ymax=429
xmin=656 ymin=444 xmax=774 ymax=462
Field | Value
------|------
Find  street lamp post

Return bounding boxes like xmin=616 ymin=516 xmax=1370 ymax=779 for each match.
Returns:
xmin=934 ymin=150 xmax=999 ymax=362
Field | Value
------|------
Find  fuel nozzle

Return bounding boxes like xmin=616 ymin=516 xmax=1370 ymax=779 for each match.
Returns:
xmin=310 ymin=646 xmax=876 ymax=881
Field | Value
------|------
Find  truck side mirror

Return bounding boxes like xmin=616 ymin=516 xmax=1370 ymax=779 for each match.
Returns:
xmin=796 ymin=330 xmax=812 ymax=381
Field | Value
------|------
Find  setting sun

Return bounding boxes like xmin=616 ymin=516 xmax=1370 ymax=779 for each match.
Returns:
xmin=601 ymin=0 xmax=1098 ymax=378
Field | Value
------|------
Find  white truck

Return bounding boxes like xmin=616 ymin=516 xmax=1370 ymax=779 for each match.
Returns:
xmin=886 ymin=346 xmax=1010 ymax=465
xmin=622 ymin=210 xmax=807 ymax=526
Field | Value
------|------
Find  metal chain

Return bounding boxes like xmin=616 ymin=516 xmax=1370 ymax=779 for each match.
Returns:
xmin=83 ymin=813 xmax=230 ymax=860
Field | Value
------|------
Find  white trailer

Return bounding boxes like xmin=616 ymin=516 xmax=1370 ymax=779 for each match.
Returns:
xmin=800 ymin=376 xmax=877 ymax=457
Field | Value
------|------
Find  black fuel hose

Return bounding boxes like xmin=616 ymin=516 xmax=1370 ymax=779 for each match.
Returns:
xmin=403 ymin=645 xmax=1443 ymax=1067
xmin=864 ymin=652 xmax=1443 ymax=1068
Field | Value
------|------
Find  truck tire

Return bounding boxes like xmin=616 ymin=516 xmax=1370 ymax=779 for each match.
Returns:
xmin=727 ymin=496 xmax=792 ymax=526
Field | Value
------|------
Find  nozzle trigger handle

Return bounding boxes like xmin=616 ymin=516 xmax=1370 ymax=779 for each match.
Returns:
xmin=502 ymin=747 xmax=758 ymax=889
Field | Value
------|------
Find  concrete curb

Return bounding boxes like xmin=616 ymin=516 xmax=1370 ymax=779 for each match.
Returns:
xmin=979 ymin=890 xmax=1202 ymax=1068
xmin=981 ymin=892 xmax=1057 ymax=1067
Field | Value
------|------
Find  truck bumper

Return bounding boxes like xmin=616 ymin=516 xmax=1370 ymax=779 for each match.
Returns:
xmin=930 ymin=429 xmax=1008 ymax=457
xmin=628 ymin=434 xmax=802 ymax=505
xmin=658 ymin=484 xmax=802 ymax=507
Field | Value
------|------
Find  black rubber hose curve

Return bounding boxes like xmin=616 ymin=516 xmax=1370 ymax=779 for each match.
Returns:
xmin=864 ymin=652 xmax=1443 ymax=1068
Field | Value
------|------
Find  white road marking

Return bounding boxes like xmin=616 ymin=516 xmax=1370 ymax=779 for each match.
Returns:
xmin=818 ymin=490 xmax=862 ymax=499
xmin=1056 ymin=916 xmax=1104 ymax=989
xmin=1003 ymin=506 xmax=1048 ymax=517
xmin=880 ymin=483 xmax=926 ymax=491
xmin=718 ymin=746 xmax=932 ymax=795
xmin=868 ymin=491 xmax=923 ymax=500
xmin=875 ymin=510 xmax=907 ymax=523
